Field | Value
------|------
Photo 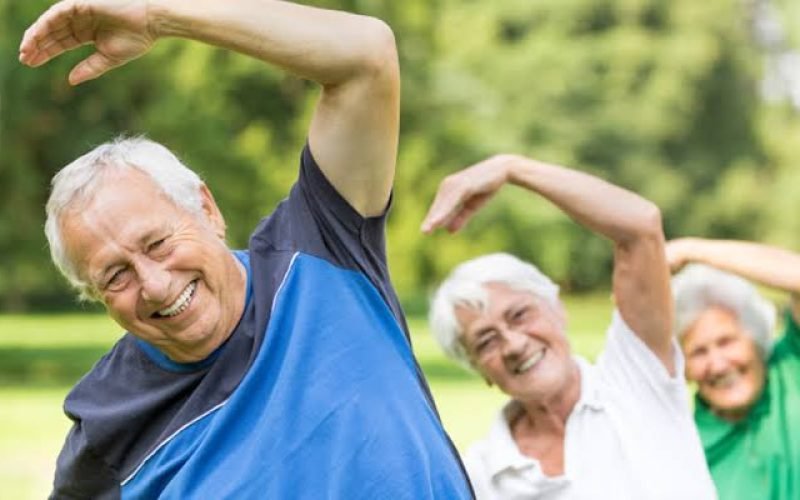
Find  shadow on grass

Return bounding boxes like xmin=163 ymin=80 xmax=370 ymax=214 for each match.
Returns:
xmin=0 ymin=346 xmax=108 ymax=388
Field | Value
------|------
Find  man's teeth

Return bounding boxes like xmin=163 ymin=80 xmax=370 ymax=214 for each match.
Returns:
xmin=516 ymin=350 xmax=545 ymax=374
xmin=158 ymin=281 xmax=197 ymax=317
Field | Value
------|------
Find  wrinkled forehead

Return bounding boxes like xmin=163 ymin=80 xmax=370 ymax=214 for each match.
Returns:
xmin=681 ymin=306 xmax=750 ymax=345
xmin=61 ymin=166 xmax=160 ymax=211
xmin=58 ymin=170 xmax=184 ymax=273
xmin=453 ymin=282 xmax=553 ymax=329
xmin=457 ymin=281 xmax=547 ymax=309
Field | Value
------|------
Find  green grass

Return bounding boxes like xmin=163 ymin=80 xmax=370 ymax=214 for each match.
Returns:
xmin=0 ymin=294 xmax=612 ymax=497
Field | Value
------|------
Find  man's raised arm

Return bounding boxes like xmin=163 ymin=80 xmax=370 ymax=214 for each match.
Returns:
xmin=19 ymin=0 xmax=399 ymax=216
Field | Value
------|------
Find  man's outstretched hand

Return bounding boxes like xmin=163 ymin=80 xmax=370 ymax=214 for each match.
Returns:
xmin=19 ymin=0 xmax=156 ymax=85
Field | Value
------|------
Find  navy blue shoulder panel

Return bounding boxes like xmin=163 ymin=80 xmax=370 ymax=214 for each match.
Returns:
xmin=250 ymin=146 xmax=407 ymax=338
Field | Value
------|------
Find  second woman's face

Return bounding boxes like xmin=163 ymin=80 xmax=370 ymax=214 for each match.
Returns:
xmin=456 ymin=283 xmax=576 ymax=403
xmin=682 ymin=307 xmax=766 ymax=421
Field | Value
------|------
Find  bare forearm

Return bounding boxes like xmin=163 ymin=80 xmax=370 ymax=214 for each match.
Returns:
xmin=672 ymin=238 xmax=800 ymax=294
xmin=505 ymin=156 xmax=662 ymax=244
xmin=504 ymin=155 xmax=673 ymax=369
xmin=149 ymin=0 xmax=398 ymax=216
xmin=148 ymin=0 xmax=395 ymax=86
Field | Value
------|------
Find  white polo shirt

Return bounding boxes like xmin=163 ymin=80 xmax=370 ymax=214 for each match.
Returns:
xmin=463 ymin=312 xmax=717 ymax=500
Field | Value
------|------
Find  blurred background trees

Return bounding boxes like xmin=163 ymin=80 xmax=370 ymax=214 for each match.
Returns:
xmin=1 ymin=0 xmax=798 ymax=312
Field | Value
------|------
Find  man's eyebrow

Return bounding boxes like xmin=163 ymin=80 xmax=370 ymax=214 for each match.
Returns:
xmin=94 ymin=262 xmax=121 ymax=285
xmin=139 ymin=228 xmax=164 ymax=246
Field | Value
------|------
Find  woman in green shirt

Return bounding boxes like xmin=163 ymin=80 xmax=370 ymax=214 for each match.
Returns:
xmin=668 ymin=239 xmax=800 ymax=500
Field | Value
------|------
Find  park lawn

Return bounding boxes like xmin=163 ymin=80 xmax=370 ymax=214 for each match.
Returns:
xmin=0 ymin=294 xmax=613 ymax=498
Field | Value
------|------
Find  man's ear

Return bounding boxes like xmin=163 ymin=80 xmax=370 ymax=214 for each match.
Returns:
xmin=198 ymin=184 xmax=226 ymax=239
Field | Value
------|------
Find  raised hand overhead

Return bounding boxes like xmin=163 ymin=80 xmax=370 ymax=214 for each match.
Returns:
xmin=19 ymin=0 xmax=154 ymax=85
xmin=421 ymin=154 xmax=515 ymax=234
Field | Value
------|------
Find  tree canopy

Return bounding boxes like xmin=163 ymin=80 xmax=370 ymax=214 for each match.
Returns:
xmin=1 ymin=0 xmax=798 ymax=311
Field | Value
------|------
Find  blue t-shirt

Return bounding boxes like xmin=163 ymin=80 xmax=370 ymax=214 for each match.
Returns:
xmin=51 ymin=146 xmax=473 ymax=499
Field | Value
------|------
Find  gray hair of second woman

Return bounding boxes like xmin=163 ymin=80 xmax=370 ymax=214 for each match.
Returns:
xmin=672 ymin=264 xmax=776 ymax=358
xmin=429 ymin=252 xmax=560 ymax=369
xmin=45 ymin=136 xmax=205 ymax=301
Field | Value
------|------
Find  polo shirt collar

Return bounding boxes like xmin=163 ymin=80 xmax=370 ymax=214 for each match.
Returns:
xmin=483 ymin=357 xmax=603 ymax=477
xmin=573 ymin=355 xmax=604 ymax=412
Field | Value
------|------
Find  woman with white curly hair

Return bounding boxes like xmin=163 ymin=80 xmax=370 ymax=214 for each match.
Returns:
xmin=668 ymin=238 xmax=800 ymax=500
xmin=423 ymin=154 xmax=716 ymax=499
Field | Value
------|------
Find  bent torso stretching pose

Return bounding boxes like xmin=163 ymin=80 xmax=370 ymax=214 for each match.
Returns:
xmin=20 ymin=1 xmax=473 ymax=498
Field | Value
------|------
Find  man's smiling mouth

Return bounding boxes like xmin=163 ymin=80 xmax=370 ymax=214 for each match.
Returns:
xmin=153 ymin=281 xmax=198 ymax=318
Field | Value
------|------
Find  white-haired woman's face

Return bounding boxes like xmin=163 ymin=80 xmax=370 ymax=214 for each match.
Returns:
xmin=682 ymin=306 xmax=766 ymax=421
xmin=455 ymin=283 xmax=575 ymax=403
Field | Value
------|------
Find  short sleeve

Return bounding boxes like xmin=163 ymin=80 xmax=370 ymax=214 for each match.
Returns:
xmin=252 ymin=144 xmax=405 ymax=328
xmin=295 ymin=144 xmax=390 ymax=265
xmin=51 ymin=421 xmax=120 ymax=499
xmin=594 ymin=310 xmax=689 ymax=414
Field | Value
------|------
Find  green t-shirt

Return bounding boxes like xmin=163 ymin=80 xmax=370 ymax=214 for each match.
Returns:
xmin=695 ymin=310 xmax=800 ymax=500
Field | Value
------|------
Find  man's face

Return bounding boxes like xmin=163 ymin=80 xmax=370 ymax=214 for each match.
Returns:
xmin=682 ymin=306 xmax=766 ymax=421
xmin=61 ymin=169 xmax=246 ymax=362
xmin=455 ymin=283 xmax=576 ymax=402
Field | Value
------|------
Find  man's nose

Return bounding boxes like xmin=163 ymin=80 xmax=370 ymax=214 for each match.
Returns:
xmin=501 ymin=328 xmax=527 ymax=359
xmin=138 ymin=261 xmax=170 ymax=303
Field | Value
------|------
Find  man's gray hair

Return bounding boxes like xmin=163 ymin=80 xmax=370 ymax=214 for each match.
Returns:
xmin=45 ymin=136 xmax=205 ymax=300
xmin=672 ymin=264 xmax=776 ymax=358
xmin=428 ymin=252 xmax=560 ymax=369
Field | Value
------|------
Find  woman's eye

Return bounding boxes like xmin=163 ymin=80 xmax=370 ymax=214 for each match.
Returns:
xmin=513 ymin=307 xmax=530 ymax=321
xmin=690 ymin=347 xmax=707 ymax=359
xmin=476 ymin=335 xmax=497 ymax=352
xmin=718 ymin=335 xmax=736 ymax=348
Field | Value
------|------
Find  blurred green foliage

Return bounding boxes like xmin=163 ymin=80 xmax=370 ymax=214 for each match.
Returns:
xmin=1 ymin=0 xmax=799 ymax=311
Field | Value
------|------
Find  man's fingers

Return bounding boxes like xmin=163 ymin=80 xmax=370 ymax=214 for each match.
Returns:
xmin=19 ymin=0 xmax=92 ymax=66
xmin=68 ymin=52 xmax=115 ymax=85
xmin=25 ymin=30 xmax=87 ymax=67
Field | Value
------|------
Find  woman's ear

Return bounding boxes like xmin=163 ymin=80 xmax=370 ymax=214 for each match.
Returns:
xmin=198 ymin=184 xmax=227 ymax=239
